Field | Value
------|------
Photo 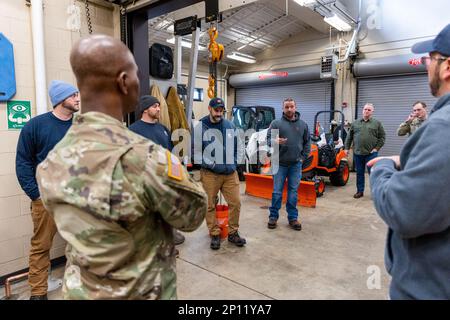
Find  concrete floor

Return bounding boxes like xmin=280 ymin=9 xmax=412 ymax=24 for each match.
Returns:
xmin=1 ymin=172 xmax=390 ymax=300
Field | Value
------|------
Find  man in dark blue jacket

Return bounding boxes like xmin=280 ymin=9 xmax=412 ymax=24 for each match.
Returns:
xmin=16 ymin=80 xmax=79 ymax=300
xmin=368 ymin=24 xmax=450 ymax=299
xmin=193 ymin=97 xmax=246 ymax=250
xmin=266 ymin=98 xmax=310 ymax=231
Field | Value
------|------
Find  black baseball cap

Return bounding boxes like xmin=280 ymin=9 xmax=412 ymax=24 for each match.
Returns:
xmin=412 ymin=24 xmax=450 ymax=56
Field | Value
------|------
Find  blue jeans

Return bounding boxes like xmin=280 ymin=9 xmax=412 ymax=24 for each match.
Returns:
xmin=269 ymin=162 xmax=302 ymax=221
xmin=353 ymin=152 xmax=378 ymax=193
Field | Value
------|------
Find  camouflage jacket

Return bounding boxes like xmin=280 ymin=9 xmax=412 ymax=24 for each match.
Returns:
xmin=36 ymin=112 xmax=207 ymax=300
xmin=397 ymin=117 xmax=426 ymax=136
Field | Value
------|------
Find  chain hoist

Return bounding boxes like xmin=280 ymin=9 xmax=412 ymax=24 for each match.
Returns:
xmin=84 ymin=0 xmax=93 ymax=34
xmin=207 ymin=23 xmax=224 ymax=99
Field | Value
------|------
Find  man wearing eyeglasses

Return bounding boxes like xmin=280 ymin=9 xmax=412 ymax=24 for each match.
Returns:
xmin=367 ymin=24 xmax=450 ymax=299
xmin=397 ymin=101 xmax=428 ymax=136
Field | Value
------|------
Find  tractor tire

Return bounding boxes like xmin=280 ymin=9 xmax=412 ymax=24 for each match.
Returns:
xmin=330 ymin=161 xmax=350 ymax=186
xmin=315 ymin=178 xmax=325 ymax=197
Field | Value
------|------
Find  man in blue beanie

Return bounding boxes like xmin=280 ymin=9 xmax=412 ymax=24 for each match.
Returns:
xmin=368 ymin=24 xmax=450 ymax=299
xmin=16 ymin=80 xmax=79 ymax=300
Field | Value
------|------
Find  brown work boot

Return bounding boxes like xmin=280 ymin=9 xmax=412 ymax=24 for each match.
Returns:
xmin=267 ymin=218 xmax=277 ymax=229
xmin=353 ymin=192 xmax=364 ymax=199
xmin=288 ymin=220 xmax=302 ymax=231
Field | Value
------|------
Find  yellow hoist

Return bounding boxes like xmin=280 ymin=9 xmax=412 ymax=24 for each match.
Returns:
xmin=207 ymin=24 xmax=224 ymax=99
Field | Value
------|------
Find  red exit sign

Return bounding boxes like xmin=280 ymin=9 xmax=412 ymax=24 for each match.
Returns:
xmin=408 ymin=58 xmax=421 ymax=66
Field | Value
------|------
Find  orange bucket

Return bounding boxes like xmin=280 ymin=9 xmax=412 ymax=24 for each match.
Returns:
xmin=215 ymin=204 xmax=229 ymax=239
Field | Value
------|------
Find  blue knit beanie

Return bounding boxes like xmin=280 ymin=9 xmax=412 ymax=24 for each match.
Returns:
xmin=48 ymin=80 xmax=78 ymax=107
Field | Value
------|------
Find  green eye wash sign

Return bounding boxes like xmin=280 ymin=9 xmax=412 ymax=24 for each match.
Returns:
xmin=7 ymin=100 xmax=31 ymax=129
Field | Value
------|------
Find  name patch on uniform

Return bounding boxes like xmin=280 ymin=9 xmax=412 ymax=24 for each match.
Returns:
xmin=167 ymin=151 xmax=182 ymax=181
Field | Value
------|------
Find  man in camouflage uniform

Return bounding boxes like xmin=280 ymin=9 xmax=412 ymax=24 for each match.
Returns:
xmin=36 ymin=35 xmax=207 ymax=300
xmin=397 ymin=101 xmax=428 ymax=136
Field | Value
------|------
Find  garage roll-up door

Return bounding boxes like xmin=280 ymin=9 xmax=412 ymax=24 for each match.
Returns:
xmin=236 ymin=81 xmax=333 ymax=130
xmin=357 ymin=74 xmax=437 ymax=156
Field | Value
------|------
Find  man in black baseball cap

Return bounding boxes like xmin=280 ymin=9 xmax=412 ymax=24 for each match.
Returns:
xmin=195 ymin=96 xmax=247 ymax=250
xmin=367 ymin=24 xmax=450 ymax=299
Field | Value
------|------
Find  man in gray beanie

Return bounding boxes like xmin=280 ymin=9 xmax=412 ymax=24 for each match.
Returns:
xmin=129 ymin=95 xmax=185 ymax=246
xmin=15 ymin=80 xmax=79 ymax=300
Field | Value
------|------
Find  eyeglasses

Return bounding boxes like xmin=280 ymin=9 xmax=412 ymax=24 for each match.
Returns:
xmin=420 ymin=55 xmax=448 ymax=67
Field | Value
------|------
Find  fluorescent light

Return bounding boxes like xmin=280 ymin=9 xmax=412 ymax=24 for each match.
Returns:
xmin=227 ymin=51 xmax=256 ymax=64
xmin=155 ymin=19 xmax=174 ymax=32
xmin=166 ymin=37 xmax=206 ymax=51
xmin=293 ymin=0 xmax=317 ymax=6
xmin=324 ymin=14 xmax=352 ymax=31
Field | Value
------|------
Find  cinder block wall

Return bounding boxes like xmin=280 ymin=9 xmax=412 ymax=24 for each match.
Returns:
xmin=0 ymin=0 xmax=115 ymax=278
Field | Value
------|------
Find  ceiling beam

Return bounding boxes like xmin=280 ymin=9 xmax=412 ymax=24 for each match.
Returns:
xmin=271 ymin=0 xmax=329 ymax=34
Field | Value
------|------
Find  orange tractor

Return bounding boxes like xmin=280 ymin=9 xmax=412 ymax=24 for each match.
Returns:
xmin=244 ymin=110 xmax=349 ymax=207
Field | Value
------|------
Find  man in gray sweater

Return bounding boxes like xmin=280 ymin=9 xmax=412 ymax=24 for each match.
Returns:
xmin=367 ymin=24 xmax=450 ymax=299
xmin=266 ymin=98 xmax=310 ymax=231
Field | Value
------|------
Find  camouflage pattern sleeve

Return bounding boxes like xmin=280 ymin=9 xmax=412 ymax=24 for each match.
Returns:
xmin=397 ymin=121 xmax=411 ymax=136
xmin=140 ymin=143 xmax=207 ymax=232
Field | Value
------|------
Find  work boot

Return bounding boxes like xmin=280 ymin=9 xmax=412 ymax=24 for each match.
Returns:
xmin=29 ymin=294 xmax=48 ymax=300
xmin=288 ymin=220 xmax=302 ymax=231
xmin=210 ymin=235 xmax=221 ymax=250
xmin=173 ymin=230 xmax=185 ymax=245
xmin=228 ymin=232 xmax=246 ymax=247
xmin=353 ymin=192 xmax=364 ymax=199
xmin=267 ymin=218 xmax=278 ymax=229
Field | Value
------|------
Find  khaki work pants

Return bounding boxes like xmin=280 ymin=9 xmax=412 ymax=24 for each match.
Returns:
xmin=200 ymin=169 xmax=241 ymax=236
xmin=28 ymin=199 xmax=57 ymax=296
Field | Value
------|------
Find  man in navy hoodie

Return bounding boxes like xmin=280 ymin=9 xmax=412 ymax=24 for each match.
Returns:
xmin=368 ymin=24 xmax=450 ymax=299
xmin=194 ymin=97 xmax=246 ymax=250
xmin=129 ymin=95 xmax=185 ymax=246
xmin=16 ymin=80 xmax=79 ymax=300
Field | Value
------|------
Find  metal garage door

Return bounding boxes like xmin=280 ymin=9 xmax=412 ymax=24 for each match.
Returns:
xmin=236 ymin=81 xmax=333 ymax=130
xmin=357 ymin=74 xmax=437 ymax=156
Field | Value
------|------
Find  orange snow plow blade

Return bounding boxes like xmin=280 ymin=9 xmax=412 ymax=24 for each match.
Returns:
xmin=244 ymin=173 xmax=317 ymax=208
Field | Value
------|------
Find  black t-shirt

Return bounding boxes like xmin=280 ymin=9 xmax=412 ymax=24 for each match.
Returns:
xmin=129 ymin=120 xmax=173 ymax=150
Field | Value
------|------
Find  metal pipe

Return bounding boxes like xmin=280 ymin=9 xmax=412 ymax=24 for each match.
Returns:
xmin=337 ymin=0 xmax=362 ymax=63
xmin=30 ymin=0 xmax=48 ymax=115
xmin=4 ymin=272 xmax=29 ymax=299
xmin=186 ymin=27 xmax=200 ymax=126
xmin=338 ymin=21 xmax=360 ymax=63
xmin=331 ymin=3 xmax=357 ymax=24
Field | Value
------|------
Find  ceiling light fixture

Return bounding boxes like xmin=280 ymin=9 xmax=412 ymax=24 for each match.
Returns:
xmin=293 ymin=0 xmax=317 ymax=6
xmin=166 ymin=37 xmax=206 ymax=51
xmin=226 ymin=51 xmax=256 ymax=64
xmin=324 ymin=14 xmax=352 ymax=32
